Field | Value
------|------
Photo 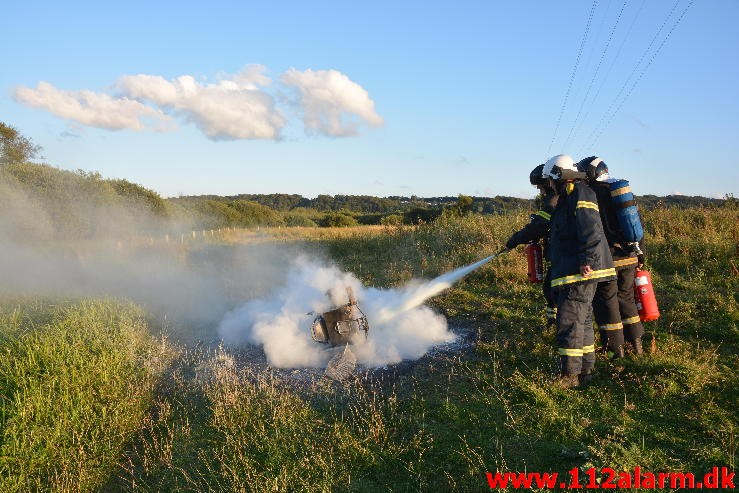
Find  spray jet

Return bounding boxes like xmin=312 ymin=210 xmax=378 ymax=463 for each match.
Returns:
xmin=376 ymin=248 xmax=509 ymax=323
xmin=310 ymin=249 xmax=507 ymax=381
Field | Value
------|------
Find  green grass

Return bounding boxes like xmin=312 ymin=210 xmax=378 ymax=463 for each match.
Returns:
xmin=0 ymin=299 xmax=170 ymax=492
xmin=1 ymin=205 xmax=737 ymax=491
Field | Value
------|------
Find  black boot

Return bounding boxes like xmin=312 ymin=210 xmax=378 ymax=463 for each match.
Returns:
xmin=608 ymin=345 xmax=625 ymax=360
xmin=578 ymin=369 xmax=594 ymax=387
xmin=552 ymin=374 xmax=580 ymax=389
xmin=631 ymin=337 xmax=643 ymax=355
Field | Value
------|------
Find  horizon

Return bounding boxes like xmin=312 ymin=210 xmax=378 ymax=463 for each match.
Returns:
xmin=30 ymin=161 xmax=734 ymax=202
xmin=3 ymin=1 xmax=738 ymax=199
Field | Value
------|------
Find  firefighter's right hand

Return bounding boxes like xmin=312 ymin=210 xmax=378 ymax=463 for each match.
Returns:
xmin=637 ymin=254 xmax=645 ymax=269
xmin=580 ymin=265 xmax=593 ymax=277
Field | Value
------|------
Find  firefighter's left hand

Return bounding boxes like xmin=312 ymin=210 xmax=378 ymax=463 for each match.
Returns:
xmin=580 ymin=265 xmax=593 ymax=277
xmin=637 ymin=254 xmax=645 ymax=269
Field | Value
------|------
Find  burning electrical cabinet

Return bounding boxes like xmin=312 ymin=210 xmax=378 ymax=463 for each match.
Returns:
xmin=311 ymin=287 xmax=369 ymax=346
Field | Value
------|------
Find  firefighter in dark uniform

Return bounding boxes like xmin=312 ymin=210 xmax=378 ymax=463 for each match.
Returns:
xmin=504 ymin=164 xmax=559 ymax=327
xmin=577 ymin=157 xmax=645 ymax=354
xmin=542 ymin=155 xmax=617 ymax=388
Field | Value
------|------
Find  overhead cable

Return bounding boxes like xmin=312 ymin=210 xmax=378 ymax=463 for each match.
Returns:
xmin=575 ymin=0 xmax=647 ymax=156
xmin=546 ymin=0 xmax=599 ymax=156
xmin=580 ymin=0 xmax=683 ymax=151
xmin=563 ymin=0 xmax=629 ymax=151
xmin=587 ymin=0 xmax=694 ymax=149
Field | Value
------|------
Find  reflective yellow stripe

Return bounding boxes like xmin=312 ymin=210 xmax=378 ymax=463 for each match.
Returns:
xmin=611 ymin=186 xmax=631 ymax=197
xmin=582 ymin=344 xmax=596 ymax=354
xmin=535 ymin=210 xmax=552 ymax=221
xmin=576 ymin=201 xmax=599 ymax=211
xmin=551 ymin=268 xmax=617 ymax=288
xmin=614 ymin=257 xmax=638 ymax=268
xmin=622 ymin=315 xmax=641 ymax=325
xmin=598 ymin=323 xmax=624 ymax=331
xmin=566 ymin=183 xmax=575 ymax=195
xmin=558 ymin=348 xmax=584 ymax=357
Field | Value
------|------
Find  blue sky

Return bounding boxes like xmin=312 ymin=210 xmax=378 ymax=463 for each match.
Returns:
xmin=2 ymin=0 xmax=737 ymax=199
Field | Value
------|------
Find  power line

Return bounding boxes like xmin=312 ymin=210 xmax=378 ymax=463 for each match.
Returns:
xmin=588 ymin=0 xmax=694 ymax=149
xmin=563 ymin=0 xmax=629 ymax=151
xmin=580 ymin=0 xmax=682 ymax=152
xmin=576 ymin=0 xmax=647 ymax=156
xmin=546 ymin=0 xmax=599 ymax=157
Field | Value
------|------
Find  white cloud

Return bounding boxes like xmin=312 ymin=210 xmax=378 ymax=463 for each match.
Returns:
xmin=14 ymin=65 xmax=383 ymax=141
xmin=14 ymin=81 xmax=170 ymax=131
xmin=118 ymin=65 xmax=285 ymax=140
xmin=281 ymin=68 xmax=383 ymax=137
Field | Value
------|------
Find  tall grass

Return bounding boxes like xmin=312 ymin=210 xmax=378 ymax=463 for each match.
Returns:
xmin=110 ymin=346 xmax=428 ymax=492
xmin=0 ymin=300 xmax=170 ymax=492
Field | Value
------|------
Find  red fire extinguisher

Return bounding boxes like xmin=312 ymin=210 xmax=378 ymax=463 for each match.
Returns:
xmin=525 ymin=243 xmax=544 ymax=283
xmin=634 ymin=269 xmax=660 ymax=322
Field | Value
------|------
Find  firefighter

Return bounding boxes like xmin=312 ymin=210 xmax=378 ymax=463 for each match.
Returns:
xmin=543 ymin=154 xmax=617 ymax=388
xmin=504 ymin=164 xmax=558 ymax=327
xmin=577 ymin=157 xmax=645 ymax=355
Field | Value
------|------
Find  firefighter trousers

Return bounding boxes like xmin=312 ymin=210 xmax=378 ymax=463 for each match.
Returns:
xmin=617 ymin=266 xmax=645 ymax=342
xmin=556 ymin=282 xmax=597 ymax=376
xmin=593 ymin=278 xmax=625 ymax=352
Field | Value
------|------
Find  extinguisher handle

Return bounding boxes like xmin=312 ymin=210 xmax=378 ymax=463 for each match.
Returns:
xmin=637 ymin=253 xmax=645 ymax=269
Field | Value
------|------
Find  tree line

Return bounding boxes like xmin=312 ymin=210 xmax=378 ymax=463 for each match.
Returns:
xmin=1 ymin=121 xmax=731 ymax=237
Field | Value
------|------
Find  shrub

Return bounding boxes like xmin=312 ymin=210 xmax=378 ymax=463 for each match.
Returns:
xmin=380 ymin=213 xmax=404 ymax=226
xmin=321 ymin=212 xmax=359 ymax=228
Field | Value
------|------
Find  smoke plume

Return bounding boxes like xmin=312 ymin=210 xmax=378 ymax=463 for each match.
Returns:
xmin=2 ymin=167 xmax=463 ymax=367
xmin=0 ymin=170 xmax=297 ymax=338
xmin=218 ymin=256 xmax=456 ymax=368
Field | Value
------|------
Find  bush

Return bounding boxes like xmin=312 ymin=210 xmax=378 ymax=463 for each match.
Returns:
xmin=321 ymin=212 xmax=359 ymax=228
xmin=380 ymin=214 xmax=404 ymax=226
xmin=109 ymin=179 xmax=169 ymax=217
xmin=284 ymin=214 xmax=318 ymax=227
xmin=228 ymin=200 xmax=285 ymax=227
xmin=0 ymin=163 xmax=174 ymax=238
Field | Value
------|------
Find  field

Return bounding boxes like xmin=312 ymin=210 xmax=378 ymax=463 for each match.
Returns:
xmin=1 ymin=205 xmax=737 ymax=492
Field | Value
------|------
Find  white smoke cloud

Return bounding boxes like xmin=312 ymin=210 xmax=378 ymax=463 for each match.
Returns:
xmin=0 ymin=168 xmax=305 ymax=334
xmin=14 ymin=65 xmax=383 ymax=140
xmin=118 ymin=65 xmax=285 ymax=140
xmin=13 ymin=81 xmax=170 ymax=131
xmin=218 ymin=256 xmax=455 ymax=369
xmin=281 ymin=68 xmax=384 ymax=137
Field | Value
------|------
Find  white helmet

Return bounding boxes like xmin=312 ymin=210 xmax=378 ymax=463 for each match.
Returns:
xmin=541 ymin=154 xmax=581 ymax=180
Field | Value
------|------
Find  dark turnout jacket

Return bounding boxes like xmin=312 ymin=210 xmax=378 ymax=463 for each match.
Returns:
xmin=549 ymin=182 xmax=617 ymax=290
xmin=505 ymin=191 xmax=558 ymax=258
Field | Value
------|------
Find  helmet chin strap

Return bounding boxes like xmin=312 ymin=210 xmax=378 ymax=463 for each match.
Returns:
xmin=550 ymin=178 xmax=575 ymax=195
